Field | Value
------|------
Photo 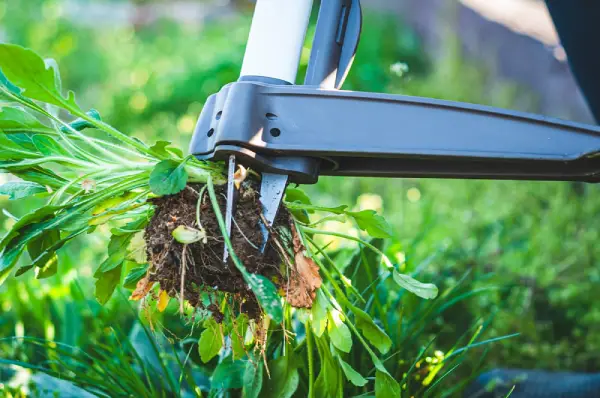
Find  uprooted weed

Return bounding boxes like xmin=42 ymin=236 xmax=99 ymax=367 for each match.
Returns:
xmin=143 ymin=180 xmax=293 ymax=320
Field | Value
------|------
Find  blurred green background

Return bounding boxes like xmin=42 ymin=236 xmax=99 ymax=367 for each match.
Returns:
xmin=1 ymin=0 xmax=599 ymax=395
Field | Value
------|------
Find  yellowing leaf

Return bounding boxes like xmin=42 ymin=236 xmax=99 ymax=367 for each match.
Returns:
xmin=157 ymin=289 xmax=170 ymax=312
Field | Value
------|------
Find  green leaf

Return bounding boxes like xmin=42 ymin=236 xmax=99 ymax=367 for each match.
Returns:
xmin=95 ymin=263 xmax=123 ymax=305
xmin=149 ymin=160 xmax=188 ymax=196
xmin=0 ymin=205 xmax=62 ymax=284
xmin=285 ymin=187 xmax=312 ymax=206
xmin=262 ymin=352 xmax=299 ymax=398
xmin=6 ymin=166 xmax=66 ymax=190
xmin=110 ymin=214 xmax=150 ymax=236
xmin=27 ymin=228 xmax=59 ymax=279
xmin=0 ymin=68 xmax=24 ymax=101
xmin=392 ymin=270 xmax=438 ymax=299
xmin=149 ymin=140 xmax=183 ymax=158
xmin=211 ymin=358 xmax=246 ymax=390
xmin=198 ymin=318 xmax=222 ymax=363
xmin=339 ymin=358 xmax=368 ymax=387
xmin=285 ymin=202 xmax=348 ymax=215
xmin=63 ymin=109 xmax=101 ymax=132
xmin=0 ymin=106 xmax=50 ymax=133
xmin=0 ymin=44 xmax=80 ymax=111
xmin=243 ymin=357 xmax=263 ymax=398
xmin=0 ymin=131 xmax=38 ymax=160
xmin=0 ymin=181 xmax=46 ymax=200
xmin=347 ymin=210 xmax=394 ymax=238
xmin=123 ymin=263 xmax=149 ymax=289
xmin=97 ymin=234 xmax=133 ymax=273
xmin=231 ymin=314 xmax=249 ymax=361
xmin=349 ymin=304 xmax=392 ymax=354
xmin=314 ymin=336 xmax=341 ymax=398
xmin=327 ymin=309 xmax=352 ymax=353
xmin=375 ymin=370 xmax=400 ymax=398
xmin=29 ymin=229 xmax=87 ymax=279
xmin=311 ymin=289 xmax=328 ymax=337
xmin=246 ymin=274 xmax=283 ymax=323
xmin=32 ymin=135 xmax=70 ymax=157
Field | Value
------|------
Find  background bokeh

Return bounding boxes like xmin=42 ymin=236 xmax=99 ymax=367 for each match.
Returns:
xmin=1 ymin=0 xmax=599 ymax=395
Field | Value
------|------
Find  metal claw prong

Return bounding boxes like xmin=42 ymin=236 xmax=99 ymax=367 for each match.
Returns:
xmin=223 ymin=154 xmax=237 ymax=265
xmin=258 ymin=173 xmax=288 ymax=253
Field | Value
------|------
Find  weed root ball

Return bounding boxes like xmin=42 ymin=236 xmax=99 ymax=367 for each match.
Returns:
xmin=144 ymin=181 xmax=291 ymax=320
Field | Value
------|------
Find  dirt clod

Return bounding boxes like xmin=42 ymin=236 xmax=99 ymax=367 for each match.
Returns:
xmin=144 ymin=180 xmax=291 ymax=320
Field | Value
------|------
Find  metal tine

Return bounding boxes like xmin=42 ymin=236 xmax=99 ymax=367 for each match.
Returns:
xmin=223 ymin=154 xmax=238 ymax=265
xmin=258 ymin=173 xmax=288 ymax=253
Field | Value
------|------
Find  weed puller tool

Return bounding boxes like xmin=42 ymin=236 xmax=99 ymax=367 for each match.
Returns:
xmin=189 ymin=0 xmax=600 ymax=261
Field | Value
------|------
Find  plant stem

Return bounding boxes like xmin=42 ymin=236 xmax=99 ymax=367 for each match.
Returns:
xmin=300 ymin=226 xmax=394 ymax=269
xmin=306 ymin=320 xmax=315 ymax=398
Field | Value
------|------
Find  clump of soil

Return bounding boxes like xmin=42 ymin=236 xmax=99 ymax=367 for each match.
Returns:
xmin=144 ymin=179 xmax=292 ymax=320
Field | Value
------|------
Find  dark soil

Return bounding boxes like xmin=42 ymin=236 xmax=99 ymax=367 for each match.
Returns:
xmin=145 ymin=180 xmax=291 ymax=320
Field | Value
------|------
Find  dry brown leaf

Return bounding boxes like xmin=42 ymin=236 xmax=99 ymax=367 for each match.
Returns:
xmin=286 ymin=223 xmax=323 ymax=308
xmin=130 ymin=276 xmax=154 ymax=301
xmin=157 ymin=289 xmax=170 ymax=312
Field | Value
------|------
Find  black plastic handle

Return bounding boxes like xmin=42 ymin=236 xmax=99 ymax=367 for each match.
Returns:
xmin=190 ymin=82 xmax=600 ymax=184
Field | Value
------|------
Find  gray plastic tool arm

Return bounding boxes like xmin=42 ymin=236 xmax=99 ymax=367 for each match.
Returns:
xmin=190 ymin=81 xmax=600 ymax=184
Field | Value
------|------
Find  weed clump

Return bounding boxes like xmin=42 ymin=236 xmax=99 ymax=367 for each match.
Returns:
xmin=144 ymin=180 xmax=292 ymax=320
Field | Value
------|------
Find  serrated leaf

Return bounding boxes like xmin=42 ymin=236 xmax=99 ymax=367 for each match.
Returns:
xmin=95 ymin=263 xmax=122 ymax=305
xmin=327 ymin=309 xmax=352 ymax=353
xmin=198 ymin=318 xmax=222 ymax=363
xmin=123 ymin=263 xmax=149 ymax=289
xmin=339 ymin=358 xmax=368 ymax=387
xmin=243 ymin=356 xmax=263 ymax=398
xmin=311 ymin=289 xmax=328 ymax=337
xmin=347 ymin=210 xmax=394 ymax=238
xmin=0 ymin=44 xmax=79 ymax=111
xmin=262 ymin=352 xmax=300 ymax=398
xmin=349 ymin=304 xmax=392 ymax=354
xmin=375 ymin=370 xmax=400 ymax=398
xmin=0 ymin=181 xmax=46 ymax=199
xmin=392 ymin=270 xmax=438 ymax=299
xmin=211 ymin=358 xmax=246 ymax=390
xmin=32 ymin=135 xmax=70 ymax=157
xmin=149 ymin=160 xmax=188 ymax=196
